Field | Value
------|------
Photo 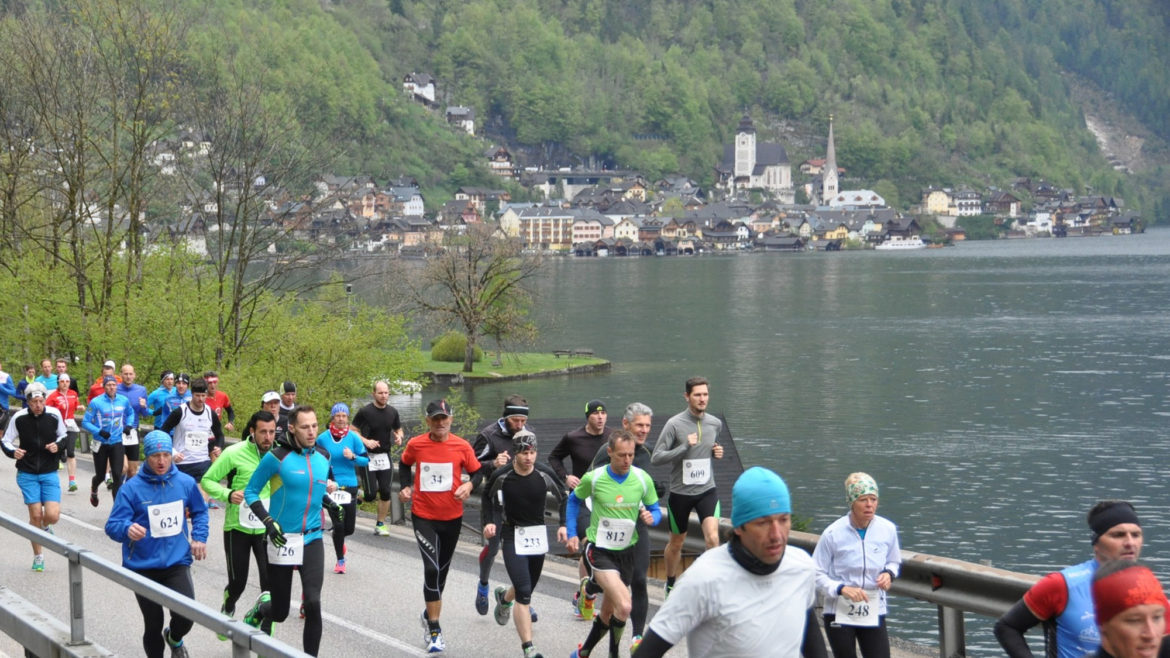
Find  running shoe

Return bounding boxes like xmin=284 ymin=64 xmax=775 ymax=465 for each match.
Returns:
xmin=663 ymin=582 xmax=674 ymax=599
xmin=89 ymin=491 xmax=99 ymax=507
xmin=475 ymin=581 xmax=490 ymax=615
xmin=105 ymin=476 xmax=113 ymax=490
xmin=630 ymin=635 xmax=643 ymax=652
xmin=164 ymin=627 xmax=189 ymax=658
xmin=572 ymin=591 xmax=581 ymax=618
xmin=334 ymin=558 xmax=347 ymax=574
xmin=577 ymin=578 xmax=595 ymax=622
xmin=68 ymin=480 xmax=77 ymax=493
xmin=523 ymin=646 xmax=544 ymax=658
xmin=569 ymin=645 xmax=585 ymax=658
xmin=208 ymin=501 xmax=221 ymax=510
xmin=420 ymin=611 xmax=445 ymax=653
xmin=42 ymin=524 xmax=54 ymax=535
xmin=242 ymin=591 xmax=270 ymax=629
xmin=217 ymin=597 xmax=233 ymax=641
xmin=493 ymin=586 xmax=513 ymax=626
xmin=530 ymin=604 xmax=538 ymax=623
xmin=374 ymin=521 xmax=390 ymax=536
xmin=32 ymin=555 xmax=44 ymax=572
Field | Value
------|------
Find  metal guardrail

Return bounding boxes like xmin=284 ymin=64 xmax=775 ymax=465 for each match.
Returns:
xmin=0 ymin=510 xmax=308 ymax=658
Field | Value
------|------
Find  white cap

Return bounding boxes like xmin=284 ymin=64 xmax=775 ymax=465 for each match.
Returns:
xmin=24 ymin=382 xmax=48 ymax=399
xmin=261 ymin=391 xmax=280 ymax=404
xmin=102 ymin=360 xmax=116 ymax=369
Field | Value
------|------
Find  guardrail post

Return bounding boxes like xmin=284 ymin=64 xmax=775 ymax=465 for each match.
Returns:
xmin=938 ymin=605 xmax=966 ymax=658
xmin=68 ymin=552 xmax=85 ymax=644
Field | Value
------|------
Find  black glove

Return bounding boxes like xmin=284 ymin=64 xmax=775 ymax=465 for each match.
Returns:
xmin=322 ymin=494 xmax=344 ymax=525
xmin=263 ymin=517 xmax=286 ymax=548
xmin=123 ymin=427 xmax=132 ymax=436
xmin=98 ymin=430 xmax=110 ymax=439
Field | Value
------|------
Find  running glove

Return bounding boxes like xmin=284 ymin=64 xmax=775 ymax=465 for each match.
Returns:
xmin=322 ymin=495 xmax=344 ymax=525
xmin=123 ymin=427 xmax=132 ymax=436
xmin=98 ymin=430 xmax=110 ymax=439
xmin=263 ymin=517 xmax=286 ymax=548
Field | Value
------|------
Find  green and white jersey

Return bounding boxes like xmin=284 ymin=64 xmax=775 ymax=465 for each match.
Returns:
xmin=575 ymin=464 xmax=659 ymax=550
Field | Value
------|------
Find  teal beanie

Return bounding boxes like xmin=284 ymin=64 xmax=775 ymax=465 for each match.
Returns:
xmin=731 ymin=466 xmax=791 ymax=527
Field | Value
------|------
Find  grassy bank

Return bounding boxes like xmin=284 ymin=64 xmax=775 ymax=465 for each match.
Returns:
xmin=419 ymin=351 xmax=608 ymax=379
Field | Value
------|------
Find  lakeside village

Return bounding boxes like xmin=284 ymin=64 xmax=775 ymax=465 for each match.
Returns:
xmin=165 ymin=73 xmax=1145 ymax=259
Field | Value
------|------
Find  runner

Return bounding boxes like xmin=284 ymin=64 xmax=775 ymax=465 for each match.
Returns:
xmin=104 ymin=430 xmax=209 ymax=658
xmin=203 ymin=371 xmax=236 ymax=433
xmin=81 ymin=374 xmax=136 ymax=506
xmin=350 ymin=380 xmax=403 ymax=537
xmin=482 ymin=429 xmax=567 ymax=658
xmin=46 ymin=373 xmax=82 ymax=493
xmin=34 ymin=358 xmax=58 ymax=390
xmin=318 ymin=402 xmax=368 ymax=574
xmin=241 ymin=405 xmax=339 ymax=656
xmin=565 ymin=429 xmax=662 ymax=658
xmin=260 ymin=391 xmax=284 ymax=444
xmin=588 ymin=402 xmax=663 ymax=649
xmin=117 ymin=363 xmax=149 ymax=480
xmin=635 ymin=466 xmax=827 ymax=658
xmin=472 ymin=394 xmax=532 ymax=615
xmin=1091 ymin=560 xmax=1168 ymax=658
xmin=548 ymin=399 xmax=613 ymax=609
xmin=0 ymin=360 xmax=17 ymax=430
xmin=200 ymin=410 xmax=276 ymax=635
xmin=86 ymin=360 xmax=121 ymax=402
xmin=1 ymin=382 xmax=67 ymax=572
xmin=14 ymin=364 xmax=36 ymax=407
xmin=650 ymin=376 xmax=724 ymax=597
xmin=159 ymin=377 xmax=224 ymax=507
xmin=162 ymin=373 xmax=193 ymax=422
xmin=995 ymin=500 xmax=1145 ymax=658
xmin=147 ymin=371 xmax=176 ymax=428
xmin=398 ymin=398 xmax=484 ymax=653
xmin=813 ymin=472 xmax=902 ymax=658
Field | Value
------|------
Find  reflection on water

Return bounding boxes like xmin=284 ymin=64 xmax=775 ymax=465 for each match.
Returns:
xmin=407 ymin=232 xmax=1170 ymax=652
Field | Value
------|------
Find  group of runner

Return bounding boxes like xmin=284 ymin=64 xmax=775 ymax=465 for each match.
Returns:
xmin=4 ymin=359 xmax=1166 ymax=658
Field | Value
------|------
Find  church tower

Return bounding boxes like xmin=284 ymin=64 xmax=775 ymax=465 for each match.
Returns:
xmin=734 ymin=114 xmax=756 ymax=183
xmin=822 ymin=114 xmax=839 ymax=204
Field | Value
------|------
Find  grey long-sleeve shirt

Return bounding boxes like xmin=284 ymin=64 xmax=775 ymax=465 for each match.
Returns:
xmin=650 ymin=409 xmax=722 ymax=496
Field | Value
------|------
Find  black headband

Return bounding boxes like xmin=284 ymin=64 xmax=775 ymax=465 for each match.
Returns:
xmin=1089 ymin=502 xmax=1140 ymax=544
xmin=503 ymin=404 xmax=529 ymax=418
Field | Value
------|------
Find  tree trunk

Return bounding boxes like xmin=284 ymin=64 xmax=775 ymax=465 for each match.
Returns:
xmin=463 ymin=334 xmax=476 ymax=373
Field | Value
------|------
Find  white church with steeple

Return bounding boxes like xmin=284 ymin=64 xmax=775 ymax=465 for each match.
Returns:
xmin=715 ymin=114 xmax=793 ymax=203
xmin=821 ymin=114 xmax=839 ymax=204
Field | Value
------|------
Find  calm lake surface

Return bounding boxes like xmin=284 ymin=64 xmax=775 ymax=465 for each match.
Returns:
xmin=403 ymin=230 xmax=1170 ymax=651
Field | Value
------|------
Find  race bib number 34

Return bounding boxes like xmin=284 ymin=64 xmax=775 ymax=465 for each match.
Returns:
xmin=419 ymin=462 xmax=453 ymax=492
xmin=148 ymin=499 xmax=184 ymax=538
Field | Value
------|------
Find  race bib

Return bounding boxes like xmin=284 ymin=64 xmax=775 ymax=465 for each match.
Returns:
xmin=595 ymin=517 xmax=635 ymax=550
xmin=329 ymin=490 xmax=352 ymax=505
xmin=368 ymin=452 xmax=391 ymax=472
xmin=682 ymin=458 xmax=711 ymax=485
xmin=834 ymin=589 xmax=880 ymax=627
xmin=123 ymin=428 xmax=139 ymax=446
xmin=238 ymin=498 xmax=268 ymax=530
xmin=267 ymin=533 xmax=304 ymax=566
xmin=148 ymin=499 xmax=184 ymax=538
xmin=419 ymin=462 xmax=453 ymax=492
xmin=514 ymin=525 xmax=549 ymax=555
xmin=186 ymin=431 xmax=209 ymax=453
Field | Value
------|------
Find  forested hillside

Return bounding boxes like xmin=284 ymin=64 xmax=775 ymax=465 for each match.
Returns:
xmin=9 ymin=0 xmax=1170 ymax=215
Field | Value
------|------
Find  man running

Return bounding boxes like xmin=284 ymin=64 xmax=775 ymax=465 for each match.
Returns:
xmin=203 ymin=371 xmax=236 ymax=433
xmin=650 ymin=376 xmax=724 ymax=597
xmin=160 ymin=377 xmax=224 ymax=506
xmin=81 ymin=375 xmax=136 ymax=506
xmin=118 ymin=363 xmax=149 ymax=480
xmin=995 ymin=500 xmax=1145 ymax=658
xmin=350 ymin=380 xmax=403 ymax=536
xmin=0 ymin=360 xmax=17 ymax=430
xmin=472 ymin=394 xmax=532 ymax=615
xmin=588 ymin=402 xmax=664 ymax=650
xmin=565 ymin=429 xmax=662 ymax=658
xmin=260 ymin=391 xmax=285 ymax=444
xmin=1 ymin=382 xmax=67 ymax=572
xmin=147 ymin=371 xmax=175 ymax=428
xmin=635 ymin=467 xmax=827 ymax=658
xmin=549 ymin=399 xmax=613 ymax=606
xmin=483 ymin=429 xmax=567 ymax=658
xmin=241 ymin=405 xmax=339 ymax=656
xmin=200 ymin=410 xmax=276 ymax=634
xmin=46 ymin=373 xmax=82 ymax=493
xmin=105 ymin=430 xmax=209 ymax=658
xmin=399 ymin=398 xmax=483 ymax=653
xmin=87 ymin=360 xmax=121 ymax=402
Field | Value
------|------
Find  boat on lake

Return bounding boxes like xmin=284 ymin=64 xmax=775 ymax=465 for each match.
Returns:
xmin=875 ymin=235 xmax=926 ymax=250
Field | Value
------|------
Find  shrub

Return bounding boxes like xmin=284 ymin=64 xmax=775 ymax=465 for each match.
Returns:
xmin=430 ymin=331 xmax=483 ymax=363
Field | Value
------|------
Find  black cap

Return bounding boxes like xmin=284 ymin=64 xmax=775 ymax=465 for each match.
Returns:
xmin=585 ymin=399 xmax=605 ymax=416
xmin=176 ymin=373 xmax=190 ymax=384
xmin=426 ymin=399 xmax=453 ymax=418
xmin=512 ymin=429 xmax=537 ymax=452
xmin=282 ymin=381 xmax=296 ymax=393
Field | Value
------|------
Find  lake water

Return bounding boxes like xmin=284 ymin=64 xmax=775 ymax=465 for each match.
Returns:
xmin=405 ymin=231 xmax=1170 ymax=651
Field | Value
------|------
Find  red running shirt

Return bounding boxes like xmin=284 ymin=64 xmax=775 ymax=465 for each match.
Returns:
xmin=401 ymin=433 xmax=480 ymax=521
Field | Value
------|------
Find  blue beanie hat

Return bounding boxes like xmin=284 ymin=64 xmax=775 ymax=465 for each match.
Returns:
xmin=142 ymin=430 xmax=172 ymax=457
xmin=330 ymin=402 xmax=349 ymax=417
xmin=731 ymin=466 xmax=791 ymax=528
